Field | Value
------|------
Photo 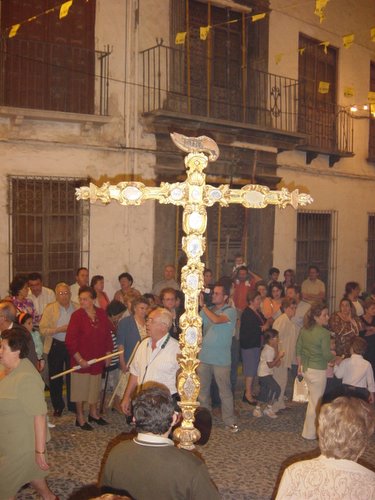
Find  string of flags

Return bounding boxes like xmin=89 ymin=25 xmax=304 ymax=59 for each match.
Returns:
xmin=175 ymin=13 xmax=374 ymax=53
xmin=5 ymin=0 xmax=90 ymax=39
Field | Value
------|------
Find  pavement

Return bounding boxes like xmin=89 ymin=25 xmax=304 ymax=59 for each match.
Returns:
xmin=18 ymin=375 xmax=375 ymax=500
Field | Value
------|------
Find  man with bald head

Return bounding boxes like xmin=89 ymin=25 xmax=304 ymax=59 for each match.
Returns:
xmin=152 ymin=265 xmax=180 ymax=298
xmin=120 ymin=307 xmax=180 ymax=414
xmin=40 ymin=282 xmax=78 ymax=416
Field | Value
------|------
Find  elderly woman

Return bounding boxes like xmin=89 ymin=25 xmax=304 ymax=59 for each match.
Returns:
xmin=276 ymin=397 xmax=375 ymax=498
xmin=113 ymin=272 xmax=140 ymax=305
xmin=329 ymin=297 xmax=361 ymax=358
xmin=272 ymin=298 xmax=298 ymax=412
xmin=66 ymin=286 xmax=113 ymax=430
xmin=296 ymin=302 xmax=335 ymax=440
xmin=112 ymin=296 xmax=149 ymax=411
xmin=0 ymin=328 xmax=57 ymax=500
xmin=240 ymin=290 xmax=273 ymax=405
xmin=9 ymin=274 xmax=36 ymax=322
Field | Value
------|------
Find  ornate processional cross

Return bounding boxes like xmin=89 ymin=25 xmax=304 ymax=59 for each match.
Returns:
xmin=76 ymin=133 xmax=313 ymax=450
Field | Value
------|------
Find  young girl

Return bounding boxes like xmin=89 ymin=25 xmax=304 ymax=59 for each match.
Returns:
xmin=253 ymin=329 xmax=284 ymax=418
xmin=18 ymin=312 xmax=45 ymax=373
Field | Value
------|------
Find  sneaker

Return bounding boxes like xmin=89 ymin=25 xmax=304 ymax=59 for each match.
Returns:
xmin=264 ymin=407 xmax=278 ymax=419
xmin=226 ymin=424 xmax=239 ymax=433
xmin=253 ymin=406 xmax=263 ymax=418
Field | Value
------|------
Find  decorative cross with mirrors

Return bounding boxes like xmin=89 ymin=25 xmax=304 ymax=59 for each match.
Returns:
xmin=76 ymin=132 xmax=313 ymax=449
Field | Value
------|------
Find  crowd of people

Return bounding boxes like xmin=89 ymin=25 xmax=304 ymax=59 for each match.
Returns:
xmin=1 ymin=259 xmax=375 ymax=499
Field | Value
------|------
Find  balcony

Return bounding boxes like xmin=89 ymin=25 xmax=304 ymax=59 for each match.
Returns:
xmin=0 ymin=37 xmax=110 ymax=117
xmin=140 ymin=43 xmax=353 ymax=167
xmin=297 ymin=98 xmax=354 ymax=166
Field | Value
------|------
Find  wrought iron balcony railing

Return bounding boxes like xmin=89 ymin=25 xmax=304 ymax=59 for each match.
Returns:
xmin=0 ymin=38 xmax=110 ymax=116
xmin=140 ymin=43 xmax=353 ymax=156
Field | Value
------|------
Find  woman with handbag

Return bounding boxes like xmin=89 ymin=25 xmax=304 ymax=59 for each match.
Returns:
xmin=296 ymin=302 xmax=335 ymax=440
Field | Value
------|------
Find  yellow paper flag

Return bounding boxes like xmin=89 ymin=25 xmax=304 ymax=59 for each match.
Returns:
xmin=371 ymin=103 xmax=375 ymax=116
xmin=252 ymin=13 xmax=266 ymax=22
xmin=318 ymin=81 xmax=330 ymax=94
xmin=175 ymin=32 xmax=187 ymax=45
xmin=200 ymin=26 xmax=210 ymax=41
xmin=343 ymin=86 xmax=354 ymax=98
xmin=315 ymin=0 xmax=329 ymax=23
xmin=319 ymin=41 xmax=329 ymax=54
xmin=9 ymin=24 xmax=20 ymax=38
xmin=275 ymin=53 xmax=283 ymax=65
xmin=370 ymin=27 xmax=375 ymax=42
xmin=298 ymin=47 xmax=306 ymax=56
xmin=343 ymin=34 xmax=354 ymax=49
xmin=368 ymin=91 xmax=375 ymax=103
xmin=59 ymin=0 xmax=73 ymax=20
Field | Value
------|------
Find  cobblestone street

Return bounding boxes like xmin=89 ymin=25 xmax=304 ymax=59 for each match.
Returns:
xmin=18 ymin=380 xmax=375 ymax=500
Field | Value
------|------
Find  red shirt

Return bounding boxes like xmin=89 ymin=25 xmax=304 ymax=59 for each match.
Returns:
xmin=233 ymin=280 xmax=256 ymax=311
xmin=66 ymin=307 xmax=113 ymax=375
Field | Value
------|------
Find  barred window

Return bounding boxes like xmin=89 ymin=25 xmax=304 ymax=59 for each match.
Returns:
xmin=369 ymin=62 xmax=375 ymax=161
xmin=367 ymin=214 xmax=375 ymax=291
xmin=8 ymin=176 xmax=90 ymax=288
xmin=296 ymin=210 xmax=338 ymax=308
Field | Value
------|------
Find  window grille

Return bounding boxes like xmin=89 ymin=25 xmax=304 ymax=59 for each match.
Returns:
xmin=367 ymin=214 xmax=375 ymax=291
xmin=296 ymin=210 xmax=338 ymax=309
xmin=8 ymin=176 xmax=90 ymax=289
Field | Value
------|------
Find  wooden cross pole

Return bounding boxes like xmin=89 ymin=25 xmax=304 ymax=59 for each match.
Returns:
xmin=76 ymin=133 xmax=313 ymax=450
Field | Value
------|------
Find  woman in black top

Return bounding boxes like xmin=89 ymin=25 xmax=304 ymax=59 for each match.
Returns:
xmin=240 ymin=290 xmax=272 ymax=405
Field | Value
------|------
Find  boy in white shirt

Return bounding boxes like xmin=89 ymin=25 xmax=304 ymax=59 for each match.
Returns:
xmin=253 ymin=329 xmax=285 ymax=418
xmin=334 ymin=337 xmax=375 ymax=403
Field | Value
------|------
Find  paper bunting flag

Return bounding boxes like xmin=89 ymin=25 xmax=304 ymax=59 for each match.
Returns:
xmin=9 ymin=24 xmax=20 ymax=38
xmin=343 ymin=34 xmax=354 ymax=48
xmin=314 ymin=0 xmax=329 ymax=23
xmin=275 ymin=53 xmax=283 ymax=65
xmin=252 ymin=13 xmax=266 ymax=22
xmin=371 ymin=103 xmax=375 ymax=116
xmin=368 ymin=91 xmax=375 ymax=103
xmin=298 ymin=47 xmax=306 ymax=55
xmin=175 ymin=32 xmax=187 ymax=45
xmin=200 ymin=26 xmax=210 ymax=40
xmin=343 ymin=87 xmax=354 ymax=98
xmin=318 ymin=81 xmax=330 ymax=94
xmin=371 ymin=27 xmax=375 ymax=42
xmin=59 ymin=1 xmax=73 ymax=20
xmin=319 ymin=41 xmax=329 ymax=54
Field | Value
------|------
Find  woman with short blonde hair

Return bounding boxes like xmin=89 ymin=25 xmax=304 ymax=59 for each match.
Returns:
xmin=276 ymin=397 xmax=375 ymax=499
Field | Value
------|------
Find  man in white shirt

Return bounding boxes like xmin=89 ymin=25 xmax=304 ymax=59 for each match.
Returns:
xmin=70 ymin=267 xmax=89 ymax=303
xmin=28 ymin=272 xmax=55 ymax=326
xmin=120 ymin=307 xmax=180 ymax=414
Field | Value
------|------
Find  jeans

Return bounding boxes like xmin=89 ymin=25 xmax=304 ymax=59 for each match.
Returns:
xmin=198 ymin=362 xmax=235 ymax=426
xmin=258 ymin=375 xmax=281 ymax=404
